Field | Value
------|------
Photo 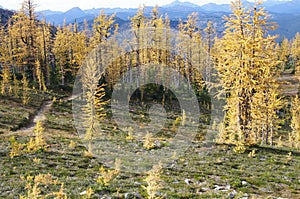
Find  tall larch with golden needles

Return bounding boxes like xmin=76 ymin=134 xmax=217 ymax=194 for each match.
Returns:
xmin=213 ymin=0 xmax=282 ymax=146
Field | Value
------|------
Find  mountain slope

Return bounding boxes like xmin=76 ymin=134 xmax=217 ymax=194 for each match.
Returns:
xmin=201 ymin=3 xmax=230 ymax=12
xmin=0 ymin=8 xmax=14 ymax=25
xmin=162 ymin=0 xmax=201 ymax=8
xmin=30 ymin=0 xmax=300 ymax=39
xmin=266 ymin=0 xmax=300 ymax=14
xmin=38 ymin=7 xmax=94 ymax=25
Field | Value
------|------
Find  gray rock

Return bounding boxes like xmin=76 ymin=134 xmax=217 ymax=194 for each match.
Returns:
xmin=184 ymin=178 xmax=193 ymax=185
xmin=201 ymin=187 xmax=210 ymax=192
xmin=228 ymin=190 xmax=237 ymax=199
xmin=124 ymin=192 xmax=142 ymax=199
xmin=242 ymin=180 xmax=248 ymax=186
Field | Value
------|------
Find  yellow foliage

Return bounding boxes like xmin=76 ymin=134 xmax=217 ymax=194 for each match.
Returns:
xmin=20 ymin=173 xmax=67 ymax=199
xmin=85 ymin=187 xmax=94 ymax=199
xmin=82 ymin=150 xmax=94 ymax=159
xmin=290 ymin=95 xmax=300 ymax=148
xmin=33 ymin=158 xmax=41 ymax=164
xmin=143 ymin=162 xmax=163 ymax=199
xmin=9 ymin=121 xmax=47 ymax=158
xmin=181 ymin=109 xmax=186 ymax=126
xmin=68 ymin=140 xmax=76 ymax=149
xmin=277 ymin=136 xmax=283 ymax=147
xmin=22 ymin=73 xmax=30 ymax=105
xmin=233 ymin=142 xmax=246 ymax=154
xmin=126 ymin=131 xmax=134 ymax=141
xmin=285 ymin=152 xmax=293 ymax=163
xmin=248 ymin=149 xmax=256 ymax=158
xmin=9 ymin=136 xmax=25 ymax=158
xmin=213 ymin=0 xmax=282 ymax=146
xmin=96 ymin=167 xmax=118 ymax=186
xmin=172 ymin=116 xmax=181 ymax=132
xmin=96 ymin=159 xmax=121 ymax=186
xmin=27 ymin=121 xmax=46 ymax=152
xmin=143 ymin=132 xmax=156 ymax=150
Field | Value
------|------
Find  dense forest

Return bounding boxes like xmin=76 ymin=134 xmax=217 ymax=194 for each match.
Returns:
xmin=0 ymin=0 xmax=300 ymax=198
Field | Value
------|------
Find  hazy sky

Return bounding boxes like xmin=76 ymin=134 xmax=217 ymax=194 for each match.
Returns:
xmin=0 ymin=0 xmax=238 ymax=11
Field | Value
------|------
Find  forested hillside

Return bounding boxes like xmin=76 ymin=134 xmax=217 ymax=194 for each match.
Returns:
xmin=0 ymin=0 xmax=299 ymax=198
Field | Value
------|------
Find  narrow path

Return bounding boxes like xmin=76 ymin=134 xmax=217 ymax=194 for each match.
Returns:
xmin=20 ymin=100 xmax=53 ymax=133
xmin=3 ymin=94 xmax=79 ymax=137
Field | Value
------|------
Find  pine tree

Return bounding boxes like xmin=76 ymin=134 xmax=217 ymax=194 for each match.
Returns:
xmin=178 ymin=12 xmax=200 ymax=89
xmin=0 ymin=22 xmax=12 ymax=95
xmin=291 ymin=33 xmax=300 ymax=76
xmin=131 ymin=7 xmax=146 ymax=88
xmin=71 ymin=22 xmax=88 ymax=76
xmin=290 ymin=95 xmax=300 ymax=148
xmin=143 ymin=162 xmax=163 ymax=199
xmin=35 ymin=59 xmax=46 ymax=91
xmin=80 ymin=52 xmax=108 ymax=153
xmin=13 ymin=74 xmax=19 ymax=98
xmin=213 ymin=0 xmax=282 ymax=145
xmin=291 ymin=33 xmax=300 ymax=95
xmin=53 ymin=23 xmax=73 ymax=86
xmin=22 ymin=73 xmax=30 ymax=105
xmin=36 ymin=20 xmax=52 ymax=87
xmin=203 ymin=21 xmax=216 ymax=82
xmin=277 ymin=37 xmax=290 ymax=71
xmin=17 ymin=0 xmax=38 ymax=79
xmin=1 ymin=66 xmax=11 ymax=96
xmin=90 ymin=11 xmax=116 ymax=49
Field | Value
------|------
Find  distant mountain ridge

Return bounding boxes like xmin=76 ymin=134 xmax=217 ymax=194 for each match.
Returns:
xmin=0 ymin=8 xmax=14 ymax=25
xmin=2 ymin=0 xmax=300 ymax=39
xmin=162 ymin=0 xmax=201 ymax=8
xmin=36 ymin=0 xmax=300 ymax=25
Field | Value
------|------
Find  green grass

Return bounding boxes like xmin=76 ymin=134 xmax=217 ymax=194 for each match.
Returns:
xmin=0 ymin=89 xmax=71 ymax=134
xmin=0 ymin=97 xmax=300 ymax=198
xmin=0 ymin=92 xmax=45 ymax=133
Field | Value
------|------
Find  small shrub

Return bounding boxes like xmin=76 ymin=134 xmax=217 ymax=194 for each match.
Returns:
xmin=126 ymin=127 xmax=134 ymax=141
xmin=68 ymin=140 xmax=76 ymax=149
xmin=143 ymin=132 xmax=155 ymax=150
xmin=96 ymin=159 xmax=120 ymax=187
xmin=83 ymin=150 xmax=94 ymax=158
xmin=233 ymin=142 xmax=246 ymax=154
xmin=9 ymin=136 xmax=25 ymax=158
xmin=181 ymin=109 xmax=186 ymax=126
xmin=26 ymin=121 xmax=47 ymax=152
xmin=19 ymin=173 xmax=67 ymax=199
xmin=248 ymin=149 xmax=256 ymax=158
xmin=143 ymin=161 xmax=163 ymax=199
